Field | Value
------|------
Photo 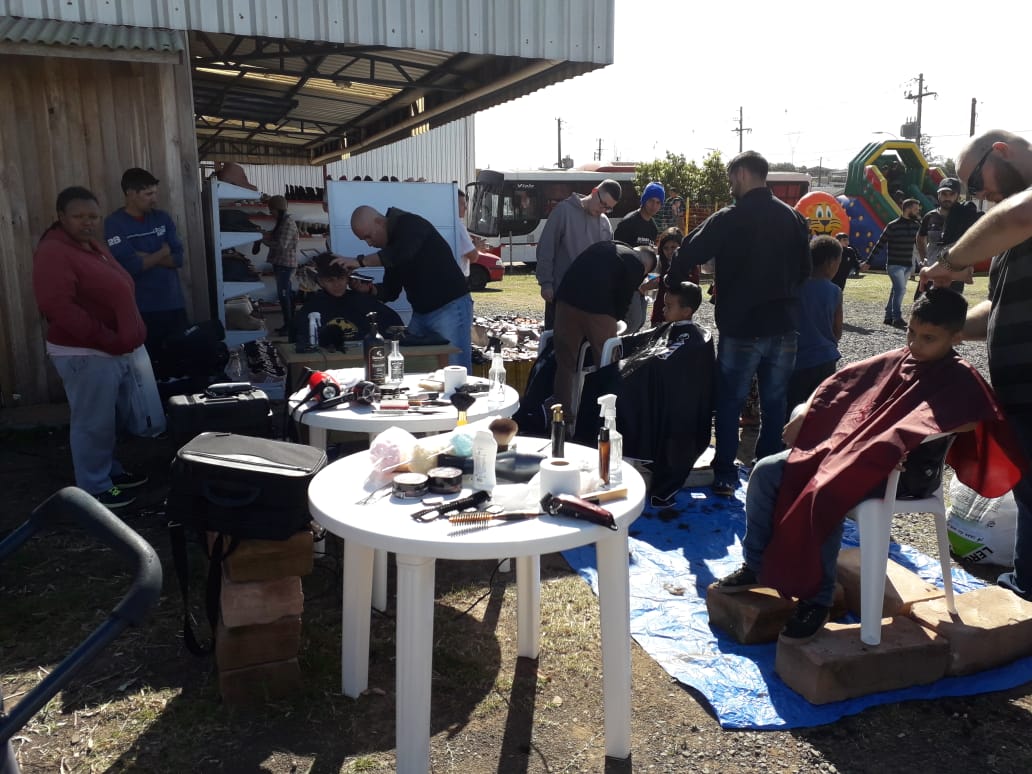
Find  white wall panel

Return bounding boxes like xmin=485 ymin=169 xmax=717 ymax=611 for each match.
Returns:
xmin=0 ymin=0 xmax=614 ymax=63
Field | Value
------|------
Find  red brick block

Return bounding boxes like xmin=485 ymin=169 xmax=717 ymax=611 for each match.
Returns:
xmin=775 ymin=617 xmax=949 ymax=704
xmin=216 ymin=615 xmax=302 ymax=672
xmin=706 ymin=584 xmax=847 ymax=644
xmin=218 ymin=658 xmax=302 ymax=705
xmin=206 ymin=531 xmax=314 ymax=582
xmin=910 ymin=586 xmax=1032 ymax=675
xmin=220 ymin=573 xmax=303 ymax=629
xmin=836 ymin=547 xmax=945 ymax=618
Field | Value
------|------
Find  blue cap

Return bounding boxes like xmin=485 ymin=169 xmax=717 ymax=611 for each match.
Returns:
xmin=641 ymin=182 xmax=665 ymax=206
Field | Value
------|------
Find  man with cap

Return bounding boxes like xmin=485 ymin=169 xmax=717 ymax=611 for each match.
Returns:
xmin=105 ymin=167 xmax=188 ymax=361
xmin=535 ymin=178 xmax=622 ymax=329
xmin=294 ymin=252 xmax=402 ymax=349
xmin=831 ymin=232 xmax=866 ymax=291
xmin=918 ymin=177 xmax=982 ymax=293
xmin=614 ymin=181 xmax=664 ymax=247
xmin=261 ymin=195 xmax=299 ymax=336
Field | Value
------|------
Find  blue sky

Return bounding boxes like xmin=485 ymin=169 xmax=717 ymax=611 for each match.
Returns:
xmin=475 ymin=0 xmax=1032 ymax=171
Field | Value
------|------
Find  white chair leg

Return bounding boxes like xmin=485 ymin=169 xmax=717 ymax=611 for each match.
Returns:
xmin=934 ymin=511 xmax=957 ymax=615
xmin=857 ymin=499 xmax=894 ymax=647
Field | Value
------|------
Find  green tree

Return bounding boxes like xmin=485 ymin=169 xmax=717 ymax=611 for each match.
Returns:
xmin=633 ymin=151 xmax=696 ymax=201
xmin=696 ymin=151 xmax=730 ymax=209
xmin=769 ymin=161 xmax=799 ymax=172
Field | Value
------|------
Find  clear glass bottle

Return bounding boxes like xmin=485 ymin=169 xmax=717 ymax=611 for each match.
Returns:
xmin=388 ymin=339 xmax=405 ymax=384
xmin=488 ymin=351 xmax=506 ymax=404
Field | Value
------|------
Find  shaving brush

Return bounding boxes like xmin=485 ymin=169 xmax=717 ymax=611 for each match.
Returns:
xmin=489 ymin=417 xmax=518 ymax=450
xmin=450 ymin=390 xmax=476 ymax=426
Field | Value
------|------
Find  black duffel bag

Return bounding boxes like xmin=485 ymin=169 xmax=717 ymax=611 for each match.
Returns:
xmin=167 ymin=432 xmax=327 ymax=655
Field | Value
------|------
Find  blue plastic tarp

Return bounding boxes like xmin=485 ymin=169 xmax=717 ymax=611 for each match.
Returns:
xmin=562 ymin=484 xmax=1032 ymax=729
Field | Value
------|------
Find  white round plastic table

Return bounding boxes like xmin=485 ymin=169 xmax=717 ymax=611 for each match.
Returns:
xmin=307 ymin=440 xmax=645 ymax=774
xmin=292 ymin=374 xmax=520 ymax=611
xmin=290 ymin=374 xmax=520 ymax=450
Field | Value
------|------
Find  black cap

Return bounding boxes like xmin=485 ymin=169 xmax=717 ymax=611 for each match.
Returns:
xmin=937 ymin=177 xmax=961 ymax=194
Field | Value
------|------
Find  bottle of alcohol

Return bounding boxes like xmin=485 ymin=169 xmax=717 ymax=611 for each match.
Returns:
xmin=363 ymin=312 xmax=387 ymax=385
xmin=387 ymin=339 xmax=405 ymax=385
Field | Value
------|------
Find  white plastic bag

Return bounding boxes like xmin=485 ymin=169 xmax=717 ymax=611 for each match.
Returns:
xmin=947 ymin=477 xmax=1017 ymax=566
xmin=367 ymin=426 xmax=417 ymax=488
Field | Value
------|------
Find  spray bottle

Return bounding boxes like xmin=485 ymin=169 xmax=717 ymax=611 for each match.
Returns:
xmin=597 ymin=394 xmax=622 ymax=486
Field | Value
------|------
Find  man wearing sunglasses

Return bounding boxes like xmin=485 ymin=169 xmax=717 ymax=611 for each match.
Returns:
xmin=920 ymin=128 xmax=1032 ymax=603
xmin=536 ymin=178 xmax=623 ymax=329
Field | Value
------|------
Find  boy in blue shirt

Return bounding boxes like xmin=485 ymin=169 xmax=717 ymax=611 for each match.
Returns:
xmin=105 ymin=167 xmax=187 ymax=363
xmin=786 ymin=235 xmax=842 ymax=413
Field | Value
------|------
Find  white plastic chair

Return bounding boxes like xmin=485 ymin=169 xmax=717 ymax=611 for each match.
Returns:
xmin=851 ymin=433 xmax=956 ymax=646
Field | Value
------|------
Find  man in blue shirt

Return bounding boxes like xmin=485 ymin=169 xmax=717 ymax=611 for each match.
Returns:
xmin=105 ymin=167 xmax=188 ymax=362
xmin=669 ymin=150 xmax=811 ymax=497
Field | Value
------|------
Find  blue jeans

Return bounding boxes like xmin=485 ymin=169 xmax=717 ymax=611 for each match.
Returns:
xmin=408 ymin=294 xmax=473 ymax=370
xmin=884 ymin=264 xmax=910 ymax=322
xmin=743 ymin=450 xmax=843 ymax=606
xmin=273 ymin=265 xmax=294 ymax=328
xmin=998 ymin=416 xmax=1032 ymax=599
xmin=714 ymin=333 xmax=797 ymax=485
xmin=51 ymin=353 xmax=135 ymax=494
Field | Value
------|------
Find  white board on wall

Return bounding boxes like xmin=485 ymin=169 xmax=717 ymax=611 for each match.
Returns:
xmin=326 ymin=181 xmax=459 ymax=325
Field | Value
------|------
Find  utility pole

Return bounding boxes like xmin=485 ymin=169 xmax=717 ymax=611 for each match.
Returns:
xmin=556 ymin=118 xmax=564 ymax=168
xmin=595 ymin=138 xmax=604 ymax=162
xmin=970 ymin=98 xmax=977 ymax=136
xmin=904 ymin=73 xmax=937 ymax=147
xmin=732 ymin=106 xmax=752 ymax=153
xmin=818 ymin=156 xmax=822 ymax=187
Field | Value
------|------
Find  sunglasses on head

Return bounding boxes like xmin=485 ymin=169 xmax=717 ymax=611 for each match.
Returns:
xmin=966 ymin=146 xmax=994 ymax=197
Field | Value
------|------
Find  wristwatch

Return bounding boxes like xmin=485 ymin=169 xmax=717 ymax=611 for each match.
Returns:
xmin=356 ymin=254 xmax=365 ymax=267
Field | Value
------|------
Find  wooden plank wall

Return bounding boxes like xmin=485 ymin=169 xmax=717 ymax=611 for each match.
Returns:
xmin=0 ymin=49 xmax=206 ymax=406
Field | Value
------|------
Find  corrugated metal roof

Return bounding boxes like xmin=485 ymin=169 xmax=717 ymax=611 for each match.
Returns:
xmin=0 ymin=16 xmax=183 ymax=53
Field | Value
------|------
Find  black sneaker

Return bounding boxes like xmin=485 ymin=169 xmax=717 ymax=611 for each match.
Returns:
xmin=883 ymin=317 xmax=893 ymax=325
xmin=711 ymin=480 xmax=735 ymax=497
xmin=713 ymin=564 xmax=759 ymax=593
xmin=780 ymin=601 xmax=830 ymax=641
xmin=891 ymin=318 xmax=907 ymax=330
xmin=111 ymin=471 xmax=148 ymax=490
xmin=94 ymin=486 xmax=137 ymax=510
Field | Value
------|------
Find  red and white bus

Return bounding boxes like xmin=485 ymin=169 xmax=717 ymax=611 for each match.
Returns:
xmin=466 ymin=167 xmax=640 ymax=265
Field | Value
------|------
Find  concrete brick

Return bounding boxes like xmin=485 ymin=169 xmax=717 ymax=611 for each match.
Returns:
xmin=207 ymin=531 xmax=314 ymax=582
xmin=220 ymin=573 xmax=303 ymax=629
xmin=706 ymin=584 xmax=847 ymax=644
xmin=218 ymin=658 xmax=302 ymax=705
xmin=837 ymin=547 xmax=945 ymax=618
xmin=216 ymin=615 xmax=302 ymax=672
xmin=910 ymin=586 xmax=1032 ymax=676
xmin=775 ymin=617 xmax=949 ymax=704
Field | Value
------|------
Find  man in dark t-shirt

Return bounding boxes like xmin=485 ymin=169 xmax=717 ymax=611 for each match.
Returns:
xmin=614 ymin=182 xmax=664 ymax=247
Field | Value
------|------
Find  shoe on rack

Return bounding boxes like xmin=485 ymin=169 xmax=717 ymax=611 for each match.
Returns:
xmin=711 ymin=481 xmax=735 ymax=497
xmin=891 ymin=318 xmax=907 ymax=330
xmin=94 ymin=486 xmax=137 ymax=510
xmin=779 ymin=600 xmax=830 ymax=642
xmin=712 ymin=564 xmax=759 ymax=593
xmin=110 ymin=471 xmax=148 ymax=490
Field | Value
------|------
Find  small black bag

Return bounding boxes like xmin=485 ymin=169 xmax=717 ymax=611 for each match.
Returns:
xmin=167 ymin=433 xmax=327 ymax=655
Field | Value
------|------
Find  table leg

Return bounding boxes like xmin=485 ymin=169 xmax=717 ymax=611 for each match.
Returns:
xmin=395 ymin=554 xmax=436 ymax=774
xmin=341 ymin=540 xmax=375 ymax=698
xmin=515 ymin=554 xmax=541 ymax=659
xmin=373 ymin=549 xmax=388 ymax=612
xmin=596 ymin=531 xmax=632 ymax=760
xmin=308 ymin=425 xmax=327 ymax=450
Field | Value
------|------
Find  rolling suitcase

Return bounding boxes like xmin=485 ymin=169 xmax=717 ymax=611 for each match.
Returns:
xmin=167 ymin=383 xmax=271 ymax=447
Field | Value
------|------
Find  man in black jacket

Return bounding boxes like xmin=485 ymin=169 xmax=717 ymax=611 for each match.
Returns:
xmin=334 ymin=205 xmax=473 ymax=369
xmin=552 ymin=241 xmax=656 ymax=425
xmin=668 ymin=150 xmax=811 ymax=497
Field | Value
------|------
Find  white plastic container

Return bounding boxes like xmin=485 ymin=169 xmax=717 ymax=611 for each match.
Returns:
xmin=471 ymin=430 xmax=498 ymax=491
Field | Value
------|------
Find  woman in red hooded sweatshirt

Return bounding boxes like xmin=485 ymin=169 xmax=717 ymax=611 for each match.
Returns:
xmin=33 ymin=187 xmax=149 ymax=508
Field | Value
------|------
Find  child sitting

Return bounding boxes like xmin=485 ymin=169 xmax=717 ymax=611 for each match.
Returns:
xmin=662 ymin=279 xmax=703 ymax=326
xmin=711 ymin=287 xmax=1025 ymax=641
xmin=787 ymin=235 xmax=843 ymax=413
